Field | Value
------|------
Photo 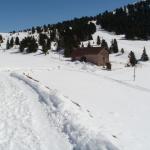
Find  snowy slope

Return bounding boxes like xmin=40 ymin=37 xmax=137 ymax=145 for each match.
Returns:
xmin=0 ymin=72 xmax=72 ymax=150
xmin=0 ymin=28 xmax=150 ymax=150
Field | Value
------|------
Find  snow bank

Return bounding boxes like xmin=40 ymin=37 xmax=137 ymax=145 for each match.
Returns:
xmin=11 ymin=72 xmax=119 ymax=150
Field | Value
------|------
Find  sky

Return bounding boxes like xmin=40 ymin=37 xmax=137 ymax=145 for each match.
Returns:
xmin=0 ymin=0 xmax=136 ymax=32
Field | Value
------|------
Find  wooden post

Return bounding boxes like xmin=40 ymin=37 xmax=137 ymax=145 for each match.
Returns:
xmin=133 ymin=66 xmax=136 ymax=81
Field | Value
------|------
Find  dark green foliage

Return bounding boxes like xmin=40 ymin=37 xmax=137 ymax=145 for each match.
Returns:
xmin=39 ymin=33 xmax=48 ymax=46
xmin=128 ymin=51 xmax=137 ymax=66
xmin=39 ymin=34 xmax=51 ymax=54
xmin=101 ymin=39 xmax=108 ymax=50
xmin=96 ymin=0 xmax=150 ymax=40
xmin=43 ymin=25 xmax=48 ymax=32
xmin=50 ymin=30 xmax=56 ymax=41
xmin=42 ymin=40 xmax=49 ymax=55
xmin=110 ymin=39 xmax=118 ymax=53
xmin=121 ymin=48 xmax=125 ymax=54
xmin=10 ymin=37 xmax=14 ymax=48
xmin=20 ymin=37 xmax=38 ymax=53
xmin=87 ymin=41 xmax=91 ymax=48
xmin=0 ymin=35 xmax=3 ymax=43
xmin=81 ymin=42 xmax=84 ymax=48
xmin=14 ymin=16 xmax=96 ymax=56
xmin=97 ymin=36 xmax=101 ymax=45
xmin=63 ymin=31 xmax=79 ymax=57
xmin=6 ymin=39 xmax=10 ymax=49
xmin=47 ymin=38 xmax=51 ymax=50
xmin=32 ymin=27 xmax=35 ymax=34
xmin=15 ymin=37 xmax=20 ymax=45
xmin=36 ymin=26 xmax=42 ymax=34
xmin=141 ymin=47 xmax=149 ymax=61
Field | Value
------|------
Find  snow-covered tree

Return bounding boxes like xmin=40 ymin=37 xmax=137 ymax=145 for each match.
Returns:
xmin=128 ymin=51 xmax=137 ymax=66
xmin=141 ymin=47 xmax=149 ymax=61
xmin=97 ymin=36 xmax=101 ymax=45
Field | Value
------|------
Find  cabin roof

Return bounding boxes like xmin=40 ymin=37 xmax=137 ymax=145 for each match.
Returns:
xmin=71 ymin=47 xmax=106 ymax=57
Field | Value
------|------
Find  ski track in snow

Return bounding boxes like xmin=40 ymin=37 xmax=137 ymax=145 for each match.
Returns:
xmin=0 ymin=74 xmax=41 ymax=150
xmin=0 ymin=72 xmax=72 ymax=150
xmin=10 ymin=72 xmax=119 ymax=150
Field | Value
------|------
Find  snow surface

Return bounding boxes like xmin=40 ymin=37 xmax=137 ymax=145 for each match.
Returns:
xmin=0 ymin=27 xmax=150 ymax=150
xmin=0 ymin=72 xmax=72 ymax=150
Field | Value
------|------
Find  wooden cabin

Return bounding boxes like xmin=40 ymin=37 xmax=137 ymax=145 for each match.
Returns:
xmin=71 ymin=47 xmax=109 ymax=66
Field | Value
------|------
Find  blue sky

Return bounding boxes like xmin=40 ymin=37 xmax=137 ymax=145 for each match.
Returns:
xmin=0 ymin=0 xmax=136 ymax=32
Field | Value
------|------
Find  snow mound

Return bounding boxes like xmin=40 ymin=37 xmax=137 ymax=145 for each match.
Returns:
xmin=11 ymin=72 xmax=119 ymax=150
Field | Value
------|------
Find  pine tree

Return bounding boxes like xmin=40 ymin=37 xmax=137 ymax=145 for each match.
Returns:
xmin=32 ymin=27 xmax=35 ymax=34
xmin=121 ymin=48 xmax=125 ymax=54
xmin=101 ymin=39 xmax=108 ymax=50
xmin=20 ymin=37 xmax=38 ymax=53
xmin=81 ymin=42 xmax=84 ymax=48
xmin=6 ymin=39 xmax=10 ymax=49
xmin=128 ymin=51 xmax=137 ymax=66
xmin=87 ymin=41 xmax=91 ymax=48
xmin=111 ymin=39 xmax=118 ymax=53
xmin=97 ymin=36 xmax=101 ymax=45
xmin=63 ymin=33 xmax=76 ymax=57
xmin=141 ymin=47 xmax=149 ymax=61
xmin=10 ymin=37 xmax=14 ymax=48
xmin=42 ymin=40 xmax=49 ymax=55
xmin=46 ymin=38 xmax=51 ymax=50
xmin=113 ymin=39 xmax=119 ymax=53
xmin=0 ymin=35 xmax=3 ymax=43
xmin=15 ymin=37 xmax=20 ymax=45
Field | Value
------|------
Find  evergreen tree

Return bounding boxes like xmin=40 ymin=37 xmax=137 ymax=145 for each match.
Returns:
xmin=141 ymin=47 xmax=149 ymax=61
xmin=42 ymin=40 xmax=49 ymax=55
xmin=6 ymin=39 xmax=10 ymax=50
xmin=32 ymin=27 xmax=35 ymax=34
xmin=15 ymin=37 xmax=20 ymax=45
xmin=20 ymin=37 xmax=38 ymax=53
xmin=113 ymin=39 xmax=119 ymax=53
xmin=39 ymin=33 xmax=48 ymax=46
xmin=81 ymin=42 xmax=84 ymax=48
xmin=96 ymin=0 xmax=150 ymax=40
xmin=101 ymin=39 xmax=108 ymax=50
xmin=43 ymin=25 xmax=48 ymax=32
xmin=10 ymin=37 xmax=14 ymax=48
xmin=63 ymin=31 xmax=78 ymax=57
xmin=87 ymin=41 xmax=91 ymax=48
xmin=121 ymin=48 xmax=125 ymax=54
xmin=111 ymin=39 xmax=118 ymax=53
xmin=36 ymin=26 xmax=42 ymax=34
xmin=97 ymin=36 xmax=101 ymax=45
xmin=46 ymin=38 xmax=51 ymax=50
xmin=128 ymin=51 xmax=137 ymax=66
xmin=0 ymin=35 xmax=3 ymax=43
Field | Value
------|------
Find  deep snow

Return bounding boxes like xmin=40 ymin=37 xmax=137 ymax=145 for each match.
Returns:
xmin=0 ymin=27 xmax=150 ymax=150
xmin=0 ymin=72 xmax=72 ymax=150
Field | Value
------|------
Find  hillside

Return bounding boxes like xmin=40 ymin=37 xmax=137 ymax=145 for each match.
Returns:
xmin=4 ymin=0 xmax=149 ymax=60
xmin=9 ymin=0 xmax=150 ymax=41
xmin=0 ymin=24 xmax=150 ymax=150
xmin=96 ymin=0 xmax=150 ymax=39
xmin=0 ymin=1 xmax=150 ymax=150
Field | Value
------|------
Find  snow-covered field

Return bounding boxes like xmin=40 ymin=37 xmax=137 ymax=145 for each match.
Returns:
xmin=0 ymin=28 xmax=150 ymax=150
